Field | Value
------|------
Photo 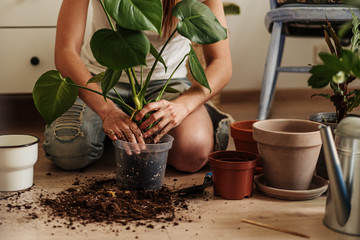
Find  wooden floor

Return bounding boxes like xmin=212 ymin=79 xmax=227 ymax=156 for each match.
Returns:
xmin=1 ymin=89 xmax=359 ymax=240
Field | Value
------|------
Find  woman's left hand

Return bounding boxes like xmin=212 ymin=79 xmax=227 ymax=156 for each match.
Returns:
xmin=135 ymin=99 xmax=188 ymax=143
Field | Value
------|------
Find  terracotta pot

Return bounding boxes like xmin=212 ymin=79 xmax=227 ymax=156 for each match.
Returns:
xmin=230 ymin=120 xmax=263 ymax=174
xmin=230 ymin=120 xmax=258 ymax=154
xmin=253 ymin=119 xmax=323 ymax=190
xmin=209 ymin=150 xmax=258 ymax=200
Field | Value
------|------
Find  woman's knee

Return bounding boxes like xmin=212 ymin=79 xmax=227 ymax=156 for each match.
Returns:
xmin=44 ymin=133 xmax=104 ymax=170
xmin=43 ymin=102 xmax=105 ymax=170
xmin=168 ymin=131 xmax=213 ymax=173
xmin=169 ymin=147 xmax=210 ymax=173
xmin=167 ymin=106 xmax=214 ymax=173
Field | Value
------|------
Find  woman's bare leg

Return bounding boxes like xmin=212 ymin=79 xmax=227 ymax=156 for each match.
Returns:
xmin=167 ymin=105 xmax=214 ymax=173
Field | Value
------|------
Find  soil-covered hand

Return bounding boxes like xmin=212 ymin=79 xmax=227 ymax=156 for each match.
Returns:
xmin=135 ymin=99 xmax=188 ymax=143
xmin=102 ymin=108 xmax=145 ymax=146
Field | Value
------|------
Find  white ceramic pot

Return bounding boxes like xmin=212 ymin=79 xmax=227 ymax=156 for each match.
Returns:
xmin=0 ymin=134 xmax=39 ymax=191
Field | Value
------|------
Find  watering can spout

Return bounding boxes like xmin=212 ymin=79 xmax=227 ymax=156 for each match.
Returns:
xmin=319 ymin=125 xmax=351 ymax=226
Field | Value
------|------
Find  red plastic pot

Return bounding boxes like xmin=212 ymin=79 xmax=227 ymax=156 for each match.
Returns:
xmin=209 ymin=151 xmax=258 ymax=200
xmin=230 ymin=120 xmax=262 ymax=174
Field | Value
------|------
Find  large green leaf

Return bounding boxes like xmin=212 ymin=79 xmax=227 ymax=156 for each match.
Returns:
xmin=318 ymin=53 xmax=346 ymax=72
xmin=172 ymin=0 xmax=227 ymax=44
xmin=90 ymin=26 xmax=150 ymax=70
xmin=188 ymin=45 xmax=211 ymax=92
xmin=341 ymin=49 xmax=360 ymax=77
xmin=32 ymin=70 xmax=78 ymax=126
xmin=101 ymin=68 xmax=122 ymax=99
xmin=103 ymin=0 xmax=162 ymax=34
xmin=308 ymin=65 xmax=336 ymax=88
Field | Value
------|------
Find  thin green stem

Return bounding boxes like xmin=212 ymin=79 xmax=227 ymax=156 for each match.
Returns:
xmin=68 ymin=83 xmax=134 ymax=115
xmin=125 ymin=69 xmax=142 ymax=110
xmin=131 ymin=68 xmax=140 ymax=91
xmin=155 ymin=53 xmax=189 ymax=101
xmin=99 ymin=0 xmax=116 ymax=31
xmin=139 ymin=29 xmax=177 ymax=99
xmin=113 ymin=87 xmax=125 ymax=103
xmin=111 ymin=98 xmax=134 ymax=116
xmin=140 ymin=65 xmax=143 ymax=88
xmin=68 ymin=83 xmax=104 ymax=96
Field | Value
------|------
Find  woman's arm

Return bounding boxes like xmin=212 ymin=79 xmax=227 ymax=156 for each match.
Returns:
xmin=55 ymin=0 xmax=144 ymax=144
xmin=136 ymin=0 xmax=232 ymax=142
xmin=175 ymin=0 xmax=232 ymax=110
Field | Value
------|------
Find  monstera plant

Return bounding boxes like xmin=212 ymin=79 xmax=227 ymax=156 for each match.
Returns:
xmin=33 ymin=0 xmax=228 ymax=129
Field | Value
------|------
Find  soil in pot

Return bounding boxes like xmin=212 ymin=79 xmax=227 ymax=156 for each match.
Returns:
xmin=209 ymin=151 xmax=258 ymax=200
xmin=113 ymin=134 xmax=174 ymax=190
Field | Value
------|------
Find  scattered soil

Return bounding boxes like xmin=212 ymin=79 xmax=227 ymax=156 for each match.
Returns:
xmin=39 ymin=178 xmax=188 ymax=226
xmin=2 ymin=176 xmax=210 ymax=235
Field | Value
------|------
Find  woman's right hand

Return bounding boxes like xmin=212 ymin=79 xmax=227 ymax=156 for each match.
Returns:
xmin=102 ymin=108 xmax=145 ymax=145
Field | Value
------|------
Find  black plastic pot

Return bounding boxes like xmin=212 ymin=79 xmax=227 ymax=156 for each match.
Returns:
xmin=310 ymin=112 xmax=360 ymax=179
xmin=113 ymin=134 xmax=174 ymax=190
xmin=309 ymin=112 xmax=337 ymax=179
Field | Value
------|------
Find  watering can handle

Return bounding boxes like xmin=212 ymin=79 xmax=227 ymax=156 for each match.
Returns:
xmin=319 ymin=125 xmax=351 ymax=226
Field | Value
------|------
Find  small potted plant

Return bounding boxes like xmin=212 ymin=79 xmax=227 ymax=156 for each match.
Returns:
xmin=308 ymin=13 xmax=360 ymax=124
xmin=308 ymin=13 xmax=360 ymax=178
xmin=32 ymin=0 xmax=228 ymax=190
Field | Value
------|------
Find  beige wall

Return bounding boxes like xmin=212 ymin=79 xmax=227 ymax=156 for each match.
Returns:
xmin=2 ymin=1 xmax=358 ymax=93
xmin=225 ymin=0 xmax=327 ymax=91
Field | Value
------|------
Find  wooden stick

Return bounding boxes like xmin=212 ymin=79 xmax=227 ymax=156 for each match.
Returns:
xmin=241 ymin=219 xmax=310 ymax=239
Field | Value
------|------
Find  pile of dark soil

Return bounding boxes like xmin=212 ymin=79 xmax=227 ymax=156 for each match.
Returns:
xmin=40 ymin=178 xmax=188 ymax=226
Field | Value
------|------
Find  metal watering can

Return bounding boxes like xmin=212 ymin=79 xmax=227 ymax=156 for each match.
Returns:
xmin=319 ymin=117 xmax=360 ymax=236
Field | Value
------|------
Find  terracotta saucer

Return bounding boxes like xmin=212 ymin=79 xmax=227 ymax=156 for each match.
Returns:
xmin=254 ymin=174 xmax=328 ymax=201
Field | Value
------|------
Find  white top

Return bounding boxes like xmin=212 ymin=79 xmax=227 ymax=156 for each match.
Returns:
xmin=81 ymin=0 xmax=191 ymax=82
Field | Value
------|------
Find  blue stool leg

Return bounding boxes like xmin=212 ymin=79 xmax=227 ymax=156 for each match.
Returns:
xmin=257 ymin=21 xmax=285 ymax=120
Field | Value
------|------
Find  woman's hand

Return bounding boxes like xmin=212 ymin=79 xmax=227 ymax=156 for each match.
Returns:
xmin=102 ymin=108 xmax=145 ymax=145
xmin=135 ymin=100 xmax=189 ymax=143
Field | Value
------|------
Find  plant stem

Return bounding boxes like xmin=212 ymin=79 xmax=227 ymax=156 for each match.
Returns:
xmin=155 ymin=53 xmax=189 ymax=101
xmin=138 ymin=29 xmax=177 ymax=100
xmin=131 ymin=68 xmax=140 ymax=91
xmin=125 ymin=69 xmax=142 ymax=110
xmin=99 ymin=0 xmax=116 ymax=31
xmin=140 ymin=65 xmax=143 ymax=88
xmin=68 ymin=83 xmax=134 ymax=115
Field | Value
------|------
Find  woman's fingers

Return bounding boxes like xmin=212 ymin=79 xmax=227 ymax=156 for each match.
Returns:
xmin=103 ymin=108 xmax=145 ymax=147
xmin=138 ymin=100 xmax=187 ymax=140
xmin=105 ymin=128 xmax=118 ymax=141
xmin=153 ymin=123 xmax=174 ymax=143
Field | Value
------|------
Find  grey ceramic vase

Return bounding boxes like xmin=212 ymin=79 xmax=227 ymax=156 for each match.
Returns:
xmin=253 ymin=119 xmax=323 ymax=190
